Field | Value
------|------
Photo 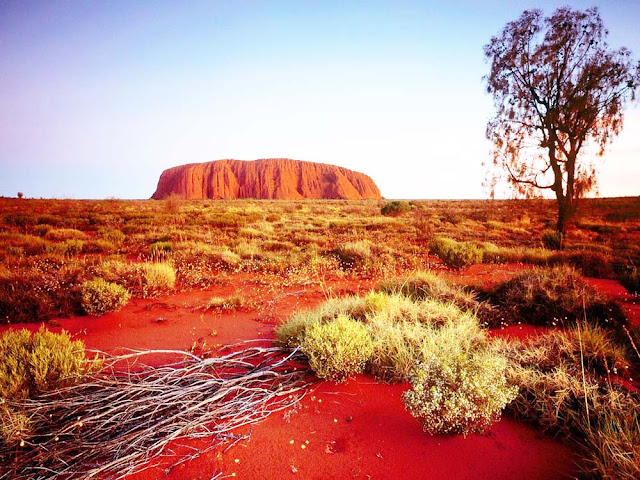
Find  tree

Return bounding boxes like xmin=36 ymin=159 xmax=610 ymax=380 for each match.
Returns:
xmin=484 ymin=7 xmax=639 ymax=236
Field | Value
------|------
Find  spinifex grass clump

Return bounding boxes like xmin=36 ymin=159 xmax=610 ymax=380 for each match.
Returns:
xmin=493 ymin=323 xmax=640 ymax=479
xmin=142 ymin=261 xmax=176 ymax=292
xmin=490 ymin=265 xmax=626 ymax=328
xmin=277 ymin=291 xmax=515 ymax=434
xmin=378 ymin=270 xmax=497 ymax=325
xmin=81 ymin=278 xmax=131 ymax=316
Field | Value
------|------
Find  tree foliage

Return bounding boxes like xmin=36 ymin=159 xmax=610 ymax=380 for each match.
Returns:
xmin=484 ymin=7 xmax=639 ymax=233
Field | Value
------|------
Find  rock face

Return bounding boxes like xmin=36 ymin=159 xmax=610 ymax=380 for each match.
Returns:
xmin=151 ymin=158 xmax=381 ymax=200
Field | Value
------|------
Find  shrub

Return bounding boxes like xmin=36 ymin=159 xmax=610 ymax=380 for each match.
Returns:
xmin=378 ymin=271 xmax=497 ymax=327
xmin=0 ymin=327 xmax=100 ymax=401
xmin=100 ymin=228 xmax=126 ymax=244
xmin=44 ymin=228 xmax=87 ymax=241
xmin=429 ymin=237 xmax=483 ymax=269
xmin=300 ymin=314 xmax=373 ymax=382
xmin=381 ymin=200 xmax=411 ymax=216
xmin=95 ymin=258 xmax=138 ymax=287
xmin=562 ymin=251 xmax=613 ymax=278
xmin=143 ymin=262 xmax=176 ymax=290
xmin=404 ymin=350 xmax=517 ymax=436
xmin=82 ymin=239 xmax=117 ymax=254
xmin=490 ymin=265 xmax=627 ymax=328
xmin=542 ymin=229 xmax=563 ymax=250
xmin=278 ymin=291 xmax=489 ymax=382
xmin=81 ymin=278 xmax=131 ymax=316
xmin=0 ymin=258 xmax=85 ymax=323
xmin=494 ymin=327 xmax=640 ymax=479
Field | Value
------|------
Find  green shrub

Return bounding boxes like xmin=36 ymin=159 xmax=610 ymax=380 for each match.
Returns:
xmin=143 ymin=262 xmax=176 ymax=290
xmin=0 ymin=327 xmax=100 ymax=401
xmin=404 ymin=350 xmax=517 ymax=436
xmin=378 ymin=271 xmax=497 ymax=327
xmin=542 ymin=229 xmax=563 ymax=250
xmin=81 ymin=278 xmax=131 ymax=316
xmin=300 ymin=314 xmax=373 ymax=382
xmin=429 ymin=237 xmax=483 ymax=268
xmin=381 ymin=200 xmax=411 ymax=216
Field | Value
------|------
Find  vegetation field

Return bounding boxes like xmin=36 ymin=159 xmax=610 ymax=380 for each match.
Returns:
xmin=1 ymin=196 xmax=640 ymax=479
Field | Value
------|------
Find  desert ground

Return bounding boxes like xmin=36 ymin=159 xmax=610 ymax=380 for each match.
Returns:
xmin=1 ymin=197 xmax=639 ymax=479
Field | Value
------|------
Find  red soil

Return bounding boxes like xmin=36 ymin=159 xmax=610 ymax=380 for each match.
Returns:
xmin=4 ymin=269 xmax=613 ymax=480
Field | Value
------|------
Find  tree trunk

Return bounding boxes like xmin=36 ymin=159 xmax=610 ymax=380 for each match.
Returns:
xmin=556 ymin=196 xmax=576 ymax=248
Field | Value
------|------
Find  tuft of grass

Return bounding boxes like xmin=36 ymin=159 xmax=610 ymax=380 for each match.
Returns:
xmin=332 ymin=240 xmax=372 ymax=269
xmin=44 ymin=228 xmax=87 ymax=242
xmin=142 ymin=262 xmax=176 ymax=291
xmin=489 ymin=265 xmax=627 ymax=328
xmin=542 ymin=229 xmax=563 ymax=250
xmin=202 ymin=293 xmax=246 ymax=311
xmin=81 ymin=278 xmax=131 ymax=316
xmin=492 ymin=324 xmax=640 ymax=480
xmin=429 ymin=237 xmax=483 ymax=269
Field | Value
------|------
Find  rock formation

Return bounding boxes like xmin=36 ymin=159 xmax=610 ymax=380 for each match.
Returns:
xmin=151 ymin=158 xmax=381 ymax=200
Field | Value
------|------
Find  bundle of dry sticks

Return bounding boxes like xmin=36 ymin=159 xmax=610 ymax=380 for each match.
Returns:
xmin=1 ymin=345 xmax=314 ymax=480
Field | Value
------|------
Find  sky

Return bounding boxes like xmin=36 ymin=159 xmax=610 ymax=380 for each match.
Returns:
xmin=1 ymin=0 xmax=639 ymax=200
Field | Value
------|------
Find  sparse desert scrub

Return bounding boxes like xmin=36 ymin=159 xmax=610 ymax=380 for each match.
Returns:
xmin=0 ymin=256 xmax=87 ymax=323
xmin=429 ymin=237 xmax=483 ymax=268
xmin=279 ymin=290 xmax=514 ymax=432
xmin=81 ymin=278 xmax=131 ymax=316
xmin=492 ymin=324 xmax=640 ymax=480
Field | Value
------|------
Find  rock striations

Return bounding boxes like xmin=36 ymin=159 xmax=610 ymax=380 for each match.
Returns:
xmin=151 ymin=158 xmax=381 ymax=200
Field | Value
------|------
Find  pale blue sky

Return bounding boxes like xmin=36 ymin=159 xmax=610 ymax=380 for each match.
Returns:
xmin=1 ymin=0 xmax=638 ymax=199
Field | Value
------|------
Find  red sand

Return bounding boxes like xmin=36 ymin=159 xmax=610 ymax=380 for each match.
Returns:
xmin=8 ymin=269 xmax=630 ymax=479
